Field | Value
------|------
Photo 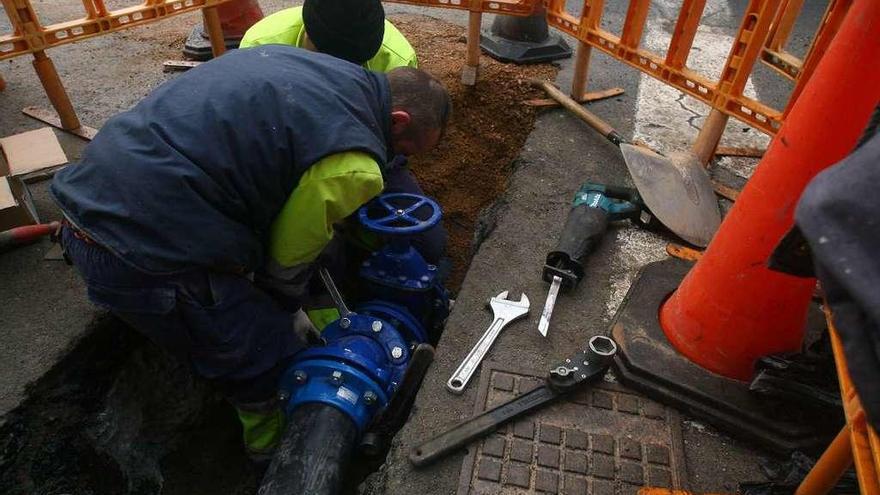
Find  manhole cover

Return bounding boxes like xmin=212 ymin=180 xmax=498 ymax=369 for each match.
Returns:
xmin=456 ymin=361 xmax=688 ymax=495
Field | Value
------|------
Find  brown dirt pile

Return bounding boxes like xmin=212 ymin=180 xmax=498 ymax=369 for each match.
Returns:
xmin=393 ymin=14 xmax=558 ymax=290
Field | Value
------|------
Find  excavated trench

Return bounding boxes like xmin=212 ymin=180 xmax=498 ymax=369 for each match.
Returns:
xmin=0 ymin=15 xmax=558 ymax=495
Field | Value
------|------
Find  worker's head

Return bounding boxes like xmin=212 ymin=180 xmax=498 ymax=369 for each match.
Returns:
xmin=387 ymin=68 xmax=451 ymax=156
xmin=302 ymin=0 xmax=386 ymax=65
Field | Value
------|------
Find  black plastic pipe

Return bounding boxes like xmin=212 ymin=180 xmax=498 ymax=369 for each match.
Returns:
xmin=257 ymin=404 xmax=359 ymax=495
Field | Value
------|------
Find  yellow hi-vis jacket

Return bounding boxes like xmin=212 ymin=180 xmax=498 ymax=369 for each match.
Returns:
xmin=240 ymin=7 xmax=418 ymax=72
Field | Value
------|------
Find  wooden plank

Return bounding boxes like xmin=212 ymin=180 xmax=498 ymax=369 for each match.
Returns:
xmin=524 ymin=87 xmax=625 ymax=107
xmin=22 ymin=106 xmax=98 ymax=141
xmin=163 ymin=60 xmax=202 ymax=73
xmin=711 ymin=180 xmax=741 ymax=201
xmin=716 ymin=146 xmax=765 ymax=158
xmin=666 ymin=243 xmax=703 ymax=262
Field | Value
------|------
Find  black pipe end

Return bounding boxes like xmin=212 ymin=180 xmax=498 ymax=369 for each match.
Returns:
xmin=258 ymin=404 xmax=359 ymax=495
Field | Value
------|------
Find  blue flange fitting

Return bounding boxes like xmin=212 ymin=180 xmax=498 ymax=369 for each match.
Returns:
xmin=278 ymin=193 xmax=447 ymax=432
xmin=278 ymin=310 xmax=416 ymax=432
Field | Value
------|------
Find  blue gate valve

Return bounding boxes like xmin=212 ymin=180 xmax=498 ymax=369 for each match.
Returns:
xmin=358 ymin=193 xmax=442 ymax=292
xmin=277 ymin=193 xmax=448 ymax=435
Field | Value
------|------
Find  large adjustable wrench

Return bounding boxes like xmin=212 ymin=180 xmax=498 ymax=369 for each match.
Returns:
xmin=447 ymin=291 xmax=530 ymax=394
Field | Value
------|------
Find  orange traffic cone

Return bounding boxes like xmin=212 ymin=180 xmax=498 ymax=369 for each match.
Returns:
xmin=214 ymin=0 xmax=264 ymax=38
xmin=184 ymin=0 xmax=264 ymax=60
xmin=660 ymin=0 xmax=880 ymax=381
xmin=612 ymin=0 xmax=880 ymax=453
xmin=480 ymin=5 xmax=571 ymax=64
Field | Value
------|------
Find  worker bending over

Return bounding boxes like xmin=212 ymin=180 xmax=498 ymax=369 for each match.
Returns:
xmin=51 ymin=46 xmax=451 ymax=457
xmin=240 ymin=0 xmax=446 ymax=265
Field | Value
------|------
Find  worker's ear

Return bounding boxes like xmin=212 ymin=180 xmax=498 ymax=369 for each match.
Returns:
xmin=390 ymin=111 xmax=412 ymax=134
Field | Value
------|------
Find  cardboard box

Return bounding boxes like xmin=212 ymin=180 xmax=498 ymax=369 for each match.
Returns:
xmin=0 ymin=127 xmax=68 ymax=177
xmin=0 ymin=127 xmax=68 ymax=230
xmin=0 ymin=175 xmax=40 ymax=231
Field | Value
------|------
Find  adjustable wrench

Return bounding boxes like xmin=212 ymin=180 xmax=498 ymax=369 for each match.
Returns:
xmin=447 ymin=291 xmax=530 ymax=394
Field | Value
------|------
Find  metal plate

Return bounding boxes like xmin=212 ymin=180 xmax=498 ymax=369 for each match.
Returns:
xmin=456 ymin=361 xmax=688 ymax=494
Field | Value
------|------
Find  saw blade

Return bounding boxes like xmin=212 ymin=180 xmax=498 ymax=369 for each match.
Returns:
xmin=538 ymin=275 xmax=562 ymax=337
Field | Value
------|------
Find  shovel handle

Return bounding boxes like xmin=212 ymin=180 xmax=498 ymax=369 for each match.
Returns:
xmin=529 ymin=79 xmax=625 ymax=146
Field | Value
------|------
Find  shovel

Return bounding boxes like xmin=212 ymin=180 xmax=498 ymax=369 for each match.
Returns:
xmin=529 ymin=79 xmax=720 ymax=248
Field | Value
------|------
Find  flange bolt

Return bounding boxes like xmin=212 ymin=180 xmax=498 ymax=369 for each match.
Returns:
xmin=331 ymin=370 xmax=344 ymax=385
xmin=293 ymin=370 xmax=308 ymax=384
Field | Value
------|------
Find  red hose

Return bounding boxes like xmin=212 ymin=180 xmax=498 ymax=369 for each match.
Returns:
xmin=0 ymin=221 xmax=60 ymax=250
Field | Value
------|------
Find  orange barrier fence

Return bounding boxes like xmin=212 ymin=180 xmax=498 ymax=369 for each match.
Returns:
xmin=541 ymin=0 xmax=851 ymax=162
xmin=0 ymin=0 xmax=229 ymax=60
xmin=0 ymin=0 xmax=232 ymax=131
xmin=0 ymin=0 xmax=543 ymax=126
xmin=0 ymin=0 xmax=849 ymax=147
xmin=762 ymin=0 xmax=850 ymax=87
xmin=794 ymin=308 xmax=880 ymax=495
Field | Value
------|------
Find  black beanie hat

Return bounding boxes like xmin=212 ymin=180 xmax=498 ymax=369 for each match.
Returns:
xmin=302 ymin=0 xmax=386 ymax=65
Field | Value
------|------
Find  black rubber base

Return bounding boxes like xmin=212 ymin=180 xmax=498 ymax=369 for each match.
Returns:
xmin=479 ymin=30 xmax=571 ymax=64
xmin=182 ymin=26 xmax=242 ymax=61
xmin=611 ymin=258 xmax=833 ymax=454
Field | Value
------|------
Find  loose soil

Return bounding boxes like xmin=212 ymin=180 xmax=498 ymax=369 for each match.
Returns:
xmin=393 ymin=15 xmax=558 ymax=289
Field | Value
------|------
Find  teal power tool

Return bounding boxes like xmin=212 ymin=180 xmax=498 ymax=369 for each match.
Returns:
xmin=539 ymin=182 xmax=654 ymax=336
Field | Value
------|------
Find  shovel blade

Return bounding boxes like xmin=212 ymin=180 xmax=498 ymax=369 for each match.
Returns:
xmin=620 ymin=144 xmax=721 ymax=247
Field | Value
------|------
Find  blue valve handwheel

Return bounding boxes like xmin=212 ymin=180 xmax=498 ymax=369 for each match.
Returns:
xmin=358 ymin=193 xmax=442 ymax=235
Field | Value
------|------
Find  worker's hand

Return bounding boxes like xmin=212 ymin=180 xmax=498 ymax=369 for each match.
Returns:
xmin=293 ymin=309 xmax=324 ymax=346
